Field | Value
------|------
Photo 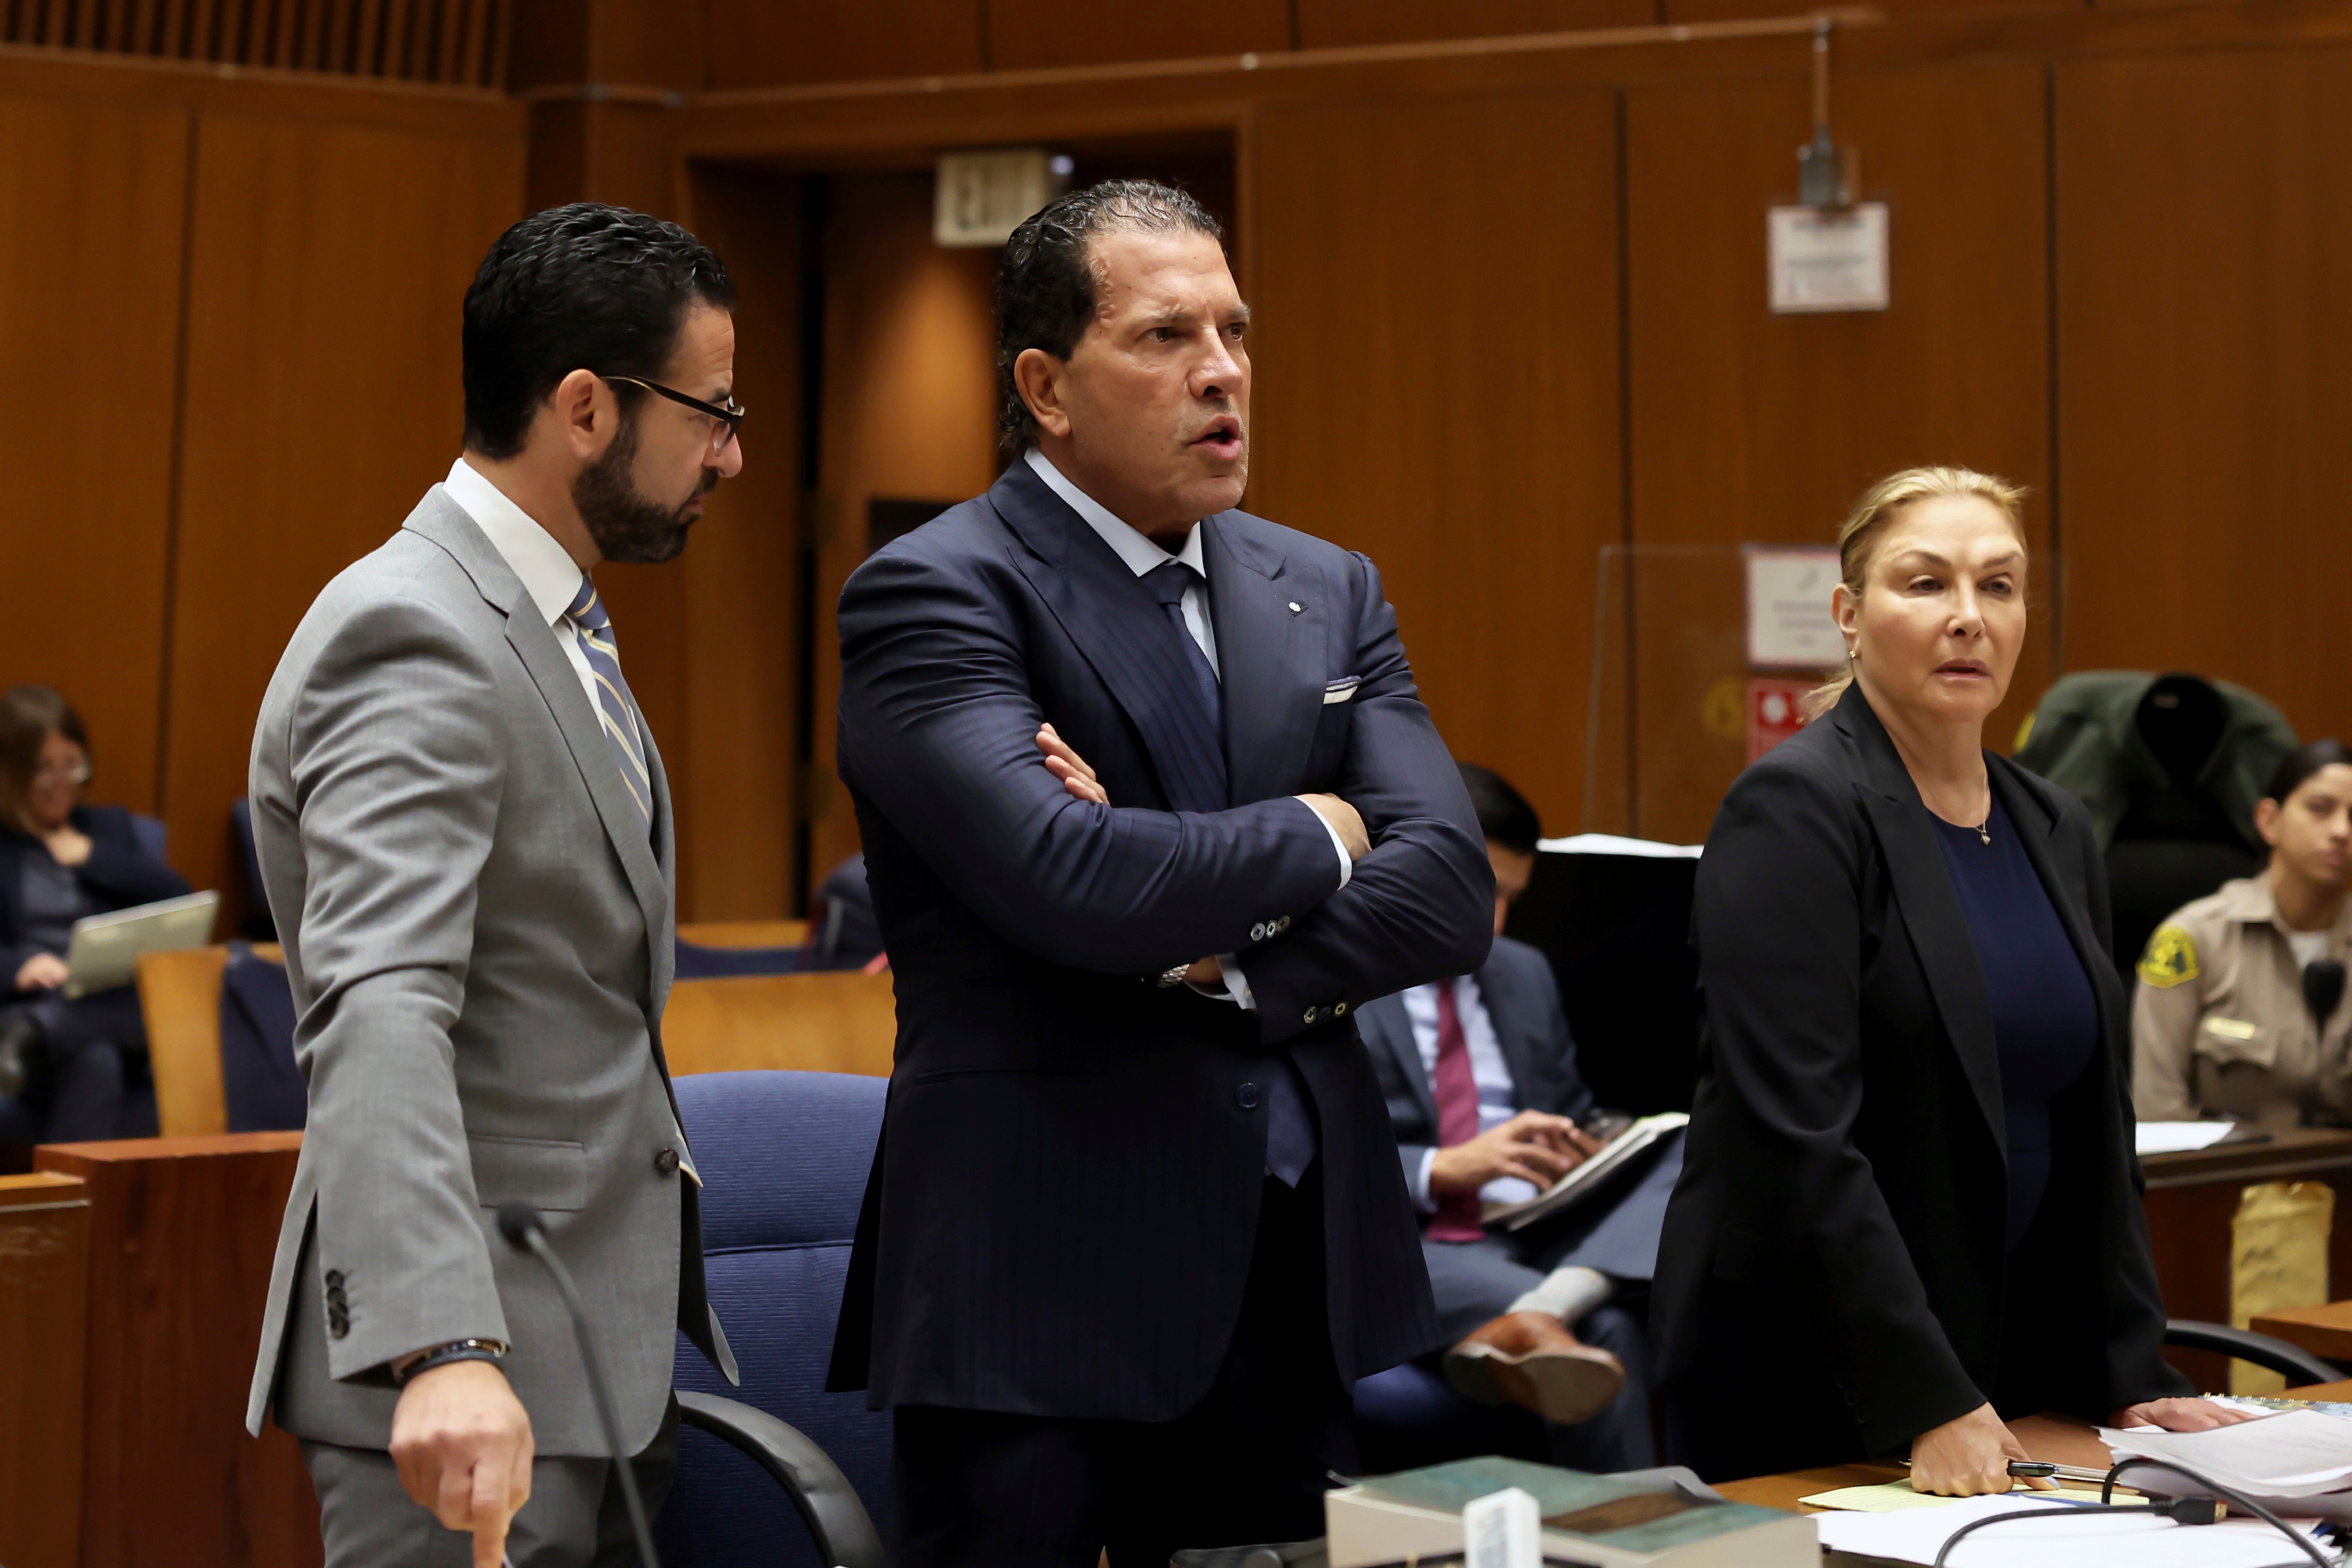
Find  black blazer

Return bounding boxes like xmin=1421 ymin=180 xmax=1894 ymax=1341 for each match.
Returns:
xmin=1 ymin=805 xmax=191 ymax=992
xmin=1652 ymin=685 xmax=2187 ymax=1466
xmin=825 ymin=458 xmax=1492 ymax=1420
xmin=1357 ymin=934 xmax=1595 ymax=1194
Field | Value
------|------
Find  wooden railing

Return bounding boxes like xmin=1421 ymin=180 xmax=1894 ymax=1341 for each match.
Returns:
xmin=0 ymin=0 xmax=511 ymax=88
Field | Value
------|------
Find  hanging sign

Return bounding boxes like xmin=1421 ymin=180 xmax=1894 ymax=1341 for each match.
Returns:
xmin=1744 ymin=544 xmax=1844 ymax=670
xmin=1768 ymin=202 xmax=1890 ymax=313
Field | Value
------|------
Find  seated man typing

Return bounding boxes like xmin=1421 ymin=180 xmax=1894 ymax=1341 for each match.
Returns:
xmin=1357 ymin=765 xmax=1682 ymax=1471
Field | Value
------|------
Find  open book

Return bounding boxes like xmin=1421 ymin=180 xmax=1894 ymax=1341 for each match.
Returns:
xmin=1482 ymin=1112 xmax=1688 ymax=1234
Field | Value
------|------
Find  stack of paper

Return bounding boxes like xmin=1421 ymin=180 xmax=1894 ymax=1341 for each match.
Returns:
xmin=2136 ymin=1121 xmax=2239 ymax=1156
xmin=2098 ymin=1408 xmax=2352 ymax=1505
xmin=1815 ymin=1492 xmax=2330 ymax=1566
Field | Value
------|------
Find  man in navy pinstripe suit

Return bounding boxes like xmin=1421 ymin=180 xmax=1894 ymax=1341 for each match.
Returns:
xmin=825 ymin=180 xmax=1493 ymax=1565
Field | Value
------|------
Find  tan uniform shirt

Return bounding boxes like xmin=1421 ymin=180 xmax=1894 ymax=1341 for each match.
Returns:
xmin=2131 ymin=874 xmax=2352 ymax=1125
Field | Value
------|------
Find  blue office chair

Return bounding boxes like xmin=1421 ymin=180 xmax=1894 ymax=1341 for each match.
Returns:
xmin=219 ymin=944 xmax=303 ymax=1132
xmin=672 ymin=939 xmax=810 ymax=979
xmin=659 ymin=1070 xmax=890 ymax=1568
xmin=129 ymin=812 xmax=168 ymax=864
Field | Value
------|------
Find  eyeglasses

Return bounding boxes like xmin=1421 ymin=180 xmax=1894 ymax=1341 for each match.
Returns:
xmin=602 ymin=375 xmax=744 ymax=457
xmin=33 ymin=760 xmax=90 ymax=785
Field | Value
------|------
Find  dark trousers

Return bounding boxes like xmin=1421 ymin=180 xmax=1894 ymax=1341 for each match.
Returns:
xmin=891 ymin=1169 xmax=1355 ymax=1568
xmin=0 ymin=987 xmax=154 ymax=1143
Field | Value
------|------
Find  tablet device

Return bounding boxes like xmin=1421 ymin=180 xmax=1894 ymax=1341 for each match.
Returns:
xmin=63 ymin=890 xmax=221 ymax=999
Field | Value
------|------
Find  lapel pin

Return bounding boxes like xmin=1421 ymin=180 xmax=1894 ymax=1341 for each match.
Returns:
xmin=1288 ymin=601 xmax=1303 ymax=614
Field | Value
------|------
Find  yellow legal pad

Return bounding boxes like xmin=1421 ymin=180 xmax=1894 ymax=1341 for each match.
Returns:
xmin=1799 ymin=1481 xmax=2148 ymax=1512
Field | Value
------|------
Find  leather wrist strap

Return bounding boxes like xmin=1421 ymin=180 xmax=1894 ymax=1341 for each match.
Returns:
xmin=393 ymin=1338 xmax=508 ymax=1385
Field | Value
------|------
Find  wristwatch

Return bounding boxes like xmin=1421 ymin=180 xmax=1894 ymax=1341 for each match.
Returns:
xmin=1154 ymin=963 xmax=1190 ymax=987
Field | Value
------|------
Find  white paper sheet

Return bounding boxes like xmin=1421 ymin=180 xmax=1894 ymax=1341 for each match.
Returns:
xmin=2137 ymin=1121 xmax=2238 ymax=1155
xmin=1814 ymin=1492 xmax=2328 ymax=1566
xmin=2099 ymin=1408 xmax=2352 ymax=1497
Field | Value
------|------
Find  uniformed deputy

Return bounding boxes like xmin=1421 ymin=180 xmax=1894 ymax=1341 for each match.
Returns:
xmin=2134 ymin=738 xmax=2352 ymax=1125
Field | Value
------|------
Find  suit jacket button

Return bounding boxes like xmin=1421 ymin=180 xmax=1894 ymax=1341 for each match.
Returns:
xmin=327 ymin=1313 xmax=349 ymax=1340
xmin=1302 ymin=1007 xmax=1318 ymax=1024
xmin=323 ymin=1269 xmax=344 ymax=1288
xmin=654 ymin=1146 xmax=681 ymax=1177
xmin=1276 ymin=916 xmax=1291 ymax=932
xmin=1335 ymin=1001 xmax=1349 ymax=1016
xmin=1250 ymin=922 xmax=1267 ymax=942
xmin=1236 ymin=1082 xmax=1260 ymax=1110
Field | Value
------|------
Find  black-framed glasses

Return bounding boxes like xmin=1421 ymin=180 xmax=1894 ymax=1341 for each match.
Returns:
xmin=603 ymin=374 xmax=744 ymax=455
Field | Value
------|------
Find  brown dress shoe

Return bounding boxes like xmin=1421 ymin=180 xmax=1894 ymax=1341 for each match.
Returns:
xmin=1442 ymin=1310 xmax=1625 ymax=1426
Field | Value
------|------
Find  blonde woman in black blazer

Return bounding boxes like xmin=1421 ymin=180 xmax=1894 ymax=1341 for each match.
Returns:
xmin=1652 ymin=468 xmax=2247 ymax=1492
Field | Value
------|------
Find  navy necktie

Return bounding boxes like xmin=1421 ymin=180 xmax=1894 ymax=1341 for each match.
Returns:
xmin=1143 ymin=559 xmax=1316 ymax=1186
xmin=1141 ymin=560 xmax=1229 ymax=813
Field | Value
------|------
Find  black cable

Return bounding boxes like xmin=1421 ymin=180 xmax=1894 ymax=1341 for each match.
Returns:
xmin=2103 ymin=1457 xmax=2335 ymax=1568
xmin=497 ymin=1203 xmax=661 ymax=1568
xmin=1922 ymin=1455 xmax=2335 ymax=1568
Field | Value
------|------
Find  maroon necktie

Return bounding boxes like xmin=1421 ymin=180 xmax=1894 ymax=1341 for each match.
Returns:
xmin=1427 ymin=978 xmax=1486 ymax=1242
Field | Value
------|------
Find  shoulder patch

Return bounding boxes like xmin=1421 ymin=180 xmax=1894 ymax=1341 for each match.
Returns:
xmin=2138 ymin=925 xmax=2200 ymax=989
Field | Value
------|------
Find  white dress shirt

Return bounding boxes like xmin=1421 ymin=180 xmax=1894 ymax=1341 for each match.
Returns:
xmin=1401 ymin=973 xmax=1533 ymax=1211
xmin=441 ymin=457 xmax=601 ymax=719
xmin=1025 ymin=449 xmax=1354 ymax=1010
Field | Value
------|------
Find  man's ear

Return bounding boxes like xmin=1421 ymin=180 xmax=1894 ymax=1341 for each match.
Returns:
xmin=1013 ymin=347 xmax=1073 ymax=441
xmin=549 ymin=368 xmax=610 ymax=462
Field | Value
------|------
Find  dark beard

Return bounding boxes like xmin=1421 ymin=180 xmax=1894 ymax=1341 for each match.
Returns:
xmin=572 ymin=415 xmax=704 ymax=565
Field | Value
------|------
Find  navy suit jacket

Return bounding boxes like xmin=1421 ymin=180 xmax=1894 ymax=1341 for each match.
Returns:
xmin=1 ymin=805 xmax=190 ymax=992
xmin=825 ymin=457 xmax=1493 ymax=1420
xmin=1357 ymin=934 xmax=1595 ymax=1195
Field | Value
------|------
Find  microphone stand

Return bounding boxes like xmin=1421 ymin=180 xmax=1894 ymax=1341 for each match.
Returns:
xmin=498 ymin=1201 xmax=662 ymax=1568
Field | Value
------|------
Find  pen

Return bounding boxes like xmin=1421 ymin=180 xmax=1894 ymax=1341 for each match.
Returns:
xmin=2008 ymin=1461 xmax=2058 ymax=1479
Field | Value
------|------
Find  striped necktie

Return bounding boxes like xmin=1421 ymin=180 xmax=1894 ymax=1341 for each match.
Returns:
xmin=563 ymin=578 xmax=653 ymax=828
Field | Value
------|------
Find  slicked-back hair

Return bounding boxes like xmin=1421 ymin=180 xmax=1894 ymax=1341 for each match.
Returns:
xmin=462 ymin=203 xmax=736 ymax=460
xmin=996 ymin=179 xmax=1224 ymax=456
xmin=2268 ymin=738 xmax=2352 ymax=805
xmin=1458 ymin=763 xmax=1542 ymax=858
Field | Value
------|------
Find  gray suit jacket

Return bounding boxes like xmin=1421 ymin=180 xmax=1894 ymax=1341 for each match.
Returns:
xmin=1357 ymin=934 xmax=1595 ymax=1194
xmin=242 ymin=487 xmax=736 ymax=1455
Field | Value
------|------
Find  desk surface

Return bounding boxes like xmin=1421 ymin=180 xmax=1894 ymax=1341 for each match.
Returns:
xmin=1714 ymin=1413 xmax=2117 ymax=1512
xmin=2252 ymin=1302 xmax=2352 ymax=1363
xmin=2139 ymin=1124 xmax=2352 ymax=1188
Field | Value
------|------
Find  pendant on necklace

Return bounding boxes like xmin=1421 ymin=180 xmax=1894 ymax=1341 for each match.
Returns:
xmin=1976 ymin=822 xmax=1992 ymax=847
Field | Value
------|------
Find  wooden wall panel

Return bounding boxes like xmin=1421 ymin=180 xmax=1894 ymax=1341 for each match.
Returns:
xmin=162 ymin=114 xmax=524 ymax=913
xmin=699 ymin=0 xmax=985 ymax=91
xmin=1295 ymin=0 xmax=1656 ymax=48
xmin=38 ymin=1133 xmax=315 ymax=1568
xmin=674 ymin=162 xmax=802 ymax=919
xmin=1666 ymin=0 xmax=2077 ymax=22
xmin=808 ymin=171 xmax=1002 ymax=897
xmin=988 ymin=0 xmax=1292 ymax=70
xmin=2056 ymin=46 xmax=2352 ymax=745
xmin=1248 ymin=90 xmax=1623 ymax=840
xmin=1625 ymin=62 xmax=2052 ymax=841
xmin=0 ymin=95 xmax=187 ymax=817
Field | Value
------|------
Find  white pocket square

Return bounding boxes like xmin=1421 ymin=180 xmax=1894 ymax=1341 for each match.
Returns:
xmin=1323 ymin=679 xmax=1361 ymax=705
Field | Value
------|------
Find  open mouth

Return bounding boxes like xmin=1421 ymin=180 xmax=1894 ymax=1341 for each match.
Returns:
xmin=1190 ymin=416 xmax=1243 ymax=460
xmin=1934 ymin=660 xmax=1991 ymax=679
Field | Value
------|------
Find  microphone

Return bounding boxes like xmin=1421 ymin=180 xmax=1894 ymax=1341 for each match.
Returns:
xmin=2305 ymin=959 xmax=2346 ymax=1035
xmin=497 ymin=1202 xmax=662 ymax=1568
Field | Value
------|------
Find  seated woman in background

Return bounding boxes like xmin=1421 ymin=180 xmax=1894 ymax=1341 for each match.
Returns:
xmin=0 ymin=685 xmax=189 ymax=1141
xmin=1653 ymin=467 xmax=2245 ymax=1494
xmin=2134 ymin=739 xmax=2352 ymax=1125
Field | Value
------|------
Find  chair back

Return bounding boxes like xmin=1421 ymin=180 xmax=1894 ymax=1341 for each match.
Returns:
xmin=137 ymin=943 xmax=292 ymax=1137
xmin=658 ymin=1070 xmax=890 ymax=1567
xmin=663 ymin=971 xmax=896 ymax=1077
xmin=129 ymin=813 xmax=168 ymax=864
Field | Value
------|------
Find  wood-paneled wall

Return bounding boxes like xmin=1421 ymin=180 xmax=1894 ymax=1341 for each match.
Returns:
xmin=0 ymin=51 xmax=525 ymax=920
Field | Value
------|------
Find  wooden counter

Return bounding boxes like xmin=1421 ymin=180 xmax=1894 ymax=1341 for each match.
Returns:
xmin=37 ymin=1132 xmax=320 ymax=1568
xmin=2141 ymin=1126 xmax=2352 ymax=1390
xmin=0 ymin=1172 xmax=89 ymax=1568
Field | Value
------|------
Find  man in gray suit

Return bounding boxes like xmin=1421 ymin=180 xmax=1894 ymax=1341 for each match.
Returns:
xmin=244 ymin=204 xmax=746 ymax=1567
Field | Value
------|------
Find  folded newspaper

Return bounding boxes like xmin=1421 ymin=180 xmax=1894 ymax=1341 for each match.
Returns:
xmin=1483 ymin=1113 xmax=1688 ymax=1234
